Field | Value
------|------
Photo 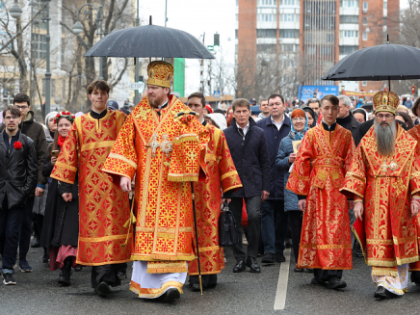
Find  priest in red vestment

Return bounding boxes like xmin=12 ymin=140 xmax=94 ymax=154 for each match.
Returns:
xmin=286 ymin=95 xmax=354 ymax=290
xmin=103 ymin=61 xmax=210 ymax=302
xmin=186 ymin=92 xmax=242 ymax=291
xmin=341 ymin=91 xmax=420 ymax=299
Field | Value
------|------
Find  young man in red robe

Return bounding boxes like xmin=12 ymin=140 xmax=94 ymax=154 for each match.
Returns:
xmin=286 ymin=95 xmax=355 ymax=290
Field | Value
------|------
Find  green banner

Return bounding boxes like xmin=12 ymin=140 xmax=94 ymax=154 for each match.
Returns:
xmin=173 ymin=58 xmax=185 ymax=97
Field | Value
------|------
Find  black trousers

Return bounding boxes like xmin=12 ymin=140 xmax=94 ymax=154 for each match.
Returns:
xmin=314 ymin=269 xmax=343 ymax=282
xmin=288 ymin=210 xmax=303 ymax=263
xmin=0 ymin=198 xmax=24 ymax=272
xmin=230 ymin=196 xmax=261 ymax=261
xmin=19 ymin=196 xmax=35 ymax=262
xmin=32 ymin=213 xmax=44 ymax=240
xmin=189 ymin=274 xmax=217 ymax=287
xmin=91 ymin=264 xmax=123 ymax=289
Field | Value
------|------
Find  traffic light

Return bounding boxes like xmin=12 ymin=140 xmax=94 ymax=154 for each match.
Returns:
xmin=214 ymin=33 xmax=220 ymax=51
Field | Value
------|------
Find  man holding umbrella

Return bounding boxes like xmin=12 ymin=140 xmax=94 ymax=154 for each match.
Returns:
xmin=103 ymin=61 xmax=209 ymax=302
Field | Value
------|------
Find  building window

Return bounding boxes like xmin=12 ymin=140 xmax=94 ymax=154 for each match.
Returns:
xmin=305 ymin=33 xmax=312 ymax=43
xmin=280 ymin=29 xmax=299 ymax=38
xmin=257 ymin=29 xmax=277 ymax=38
xmin=1 ymin=87 xmax=13 ymax=106
xmin=326 ymin=34 xmax=334 ymax=43
xmin=363 ymin=17 xmax=368 ymax=25
xmin=280 ymin=0 xmax=296 ymax=5
xmin=339 ymin=45 xmax=358 ymax=54
xmin=257 ymin=14 xmax=276 ymax=22
xmin=257 ymin=44 xmax=277 ymax=53
xmin=340 ymin=15 xmax=358 ymax=24
xmin=258 ymin=0 xmax=277 ymax=6
xmin=31 ymin=33 xmax=47 ymax=59
xmin=280 ymin=14 xmax=299 ymax=22
xmin=363 ymin=2 xmax=368 ymax=12
xmin=362 ymin=32 xmax=368 ymax=41
xmin=340 ymin=30 xmax=358 ymax=38
xmin=235 ymin=29 xmax=238 ymax=39
xmin=62 ymin=79 xmax=66 ymax=99
xmin=307 ymin=46 xmax=316 ymax=55
xmin=280 ymin=44 xmax=298 ymax=52
xmin=362 ymin=81 xmax=367 ymax=86
xmin=340 ymin=0 xmax=358 ymax=7
xmin=320 ymin=47 xmax=332 ymax=55
xmin=383 ymin=0 xmax=387 ymax=9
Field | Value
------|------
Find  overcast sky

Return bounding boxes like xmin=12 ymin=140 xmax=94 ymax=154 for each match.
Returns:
xmin=137 ymin=0 xmax=410 ymax=95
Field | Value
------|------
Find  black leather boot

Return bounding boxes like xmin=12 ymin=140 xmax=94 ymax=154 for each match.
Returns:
xmin=58 ymin=258 xmax=72 ymax=286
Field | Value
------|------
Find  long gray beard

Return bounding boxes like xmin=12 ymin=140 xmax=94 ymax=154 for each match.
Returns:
xmin=374 ymin=119 xmax=396 ymax=156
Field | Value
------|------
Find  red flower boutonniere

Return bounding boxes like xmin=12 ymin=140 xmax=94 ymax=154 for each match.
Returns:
xmin=14 ymin=141 xmax=23 ymax=150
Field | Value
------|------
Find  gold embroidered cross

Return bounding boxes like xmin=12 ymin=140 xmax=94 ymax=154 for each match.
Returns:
xmin=186 ymin=151 xmax=197 ymax=161
xmin=136 ymin=108 xmax=151 ymax=121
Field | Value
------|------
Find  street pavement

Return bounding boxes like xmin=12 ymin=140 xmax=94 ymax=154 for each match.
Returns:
xmin=1 ymin=246 xmax=420 ymax=315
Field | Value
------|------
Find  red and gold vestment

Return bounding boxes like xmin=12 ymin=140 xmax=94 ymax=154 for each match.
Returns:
xmin=50 ymin=110 xmax=131 ymax=266
xmin=286 ymin=124 xmax=354 ymax=270
xmin=188 ymin=124 xmax=242 ymax=276
xmin=102 ymin=95 xmax=209 ymax=291
xmin=341 ymin=125 xmax=420 ymax=276
xmin=406 ymin=125 xmax=420 ymax=271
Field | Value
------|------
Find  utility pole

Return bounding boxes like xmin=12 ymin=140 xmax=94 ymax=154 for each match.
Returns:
xmin=134 ymin=0 xmax=140 ymax=105
xmin=42 ymin=0 xmax=51 ymax=114
xmin=200 ymin=33 xmax=205 ymax=94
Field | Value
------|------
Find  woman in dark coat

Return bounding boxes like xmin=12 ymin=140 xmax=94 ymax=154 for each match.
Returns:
xmin=276 ymin=108 xmax=308 ymax=272
xmin=40 ymin=112 xmax=79 ymax=286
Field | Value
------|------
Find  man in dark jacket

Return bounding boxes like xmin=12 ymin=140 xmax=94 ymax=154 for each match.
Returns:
xmin=337 ymin=95 xmax=361 ymax=146
xmin=0 ymin=106 xmax=38 ymax=285
xmin=0 ymin=93 xmax=47 ymax=272
xmin=257 ymin=94 xmax=291 ymax=265
xmin=224 ymin=98 xmax=271 ymax=273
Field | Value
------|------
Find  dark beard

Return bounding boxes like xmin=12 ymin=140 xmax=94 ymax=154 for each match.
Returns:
xmin=148 ymin=95 xmax=164 ymax=108
xmin=374 ymin=119 xmax=396 ymax=156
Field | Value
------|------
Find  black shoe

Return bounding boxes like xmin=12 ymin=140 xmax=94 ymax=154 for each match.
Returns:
xmin=411 ymin=271 xmax=420 ymax=285
xmin=31 ymin=236 xmax=40 ymax=248
xmin=96 ymin=282 xmax=110 ymax=297
xmin=311 ymin=277 xmax=327 ymax=286
xmin=117 ymin=270 xmax=127 ymax=280
xmin=327 ymin=277 xmax=347 ymax=290
xmin=261 ymin=252 xmax=275 ymax=265
xmin=58 ymin=260 xmax=72 ymax=286
xmin=233 ymin=260 xmax=246 ymax=273
xmin=2 ymin=273 xmax=16 ymax=285
xmin=275 ymin=253 xmax=286 ymax=263
xmin=294 ymin=265 xmax=304 ymax=273
xmin=19 ymin=260 xmax=33 ymax=273
xmin=192 ymin=282 xmax=201 ymax=292
xmin=246 ymin=257 xmax=261 ymax=273
xmin=373 ymin=286 xmax=398 ymax=299
xmin=163 ymin=288 xmax=180 ymax=302
xmin=42 ymin=249 xmax=49 ymax=264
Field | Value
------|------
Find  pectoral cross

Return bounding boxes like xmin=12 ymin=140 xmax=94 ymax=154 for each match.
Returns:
xmin=381 ymin=160 xmax=388 ymax=173
xmin=150 ymin=134 xmax=159 ymax=157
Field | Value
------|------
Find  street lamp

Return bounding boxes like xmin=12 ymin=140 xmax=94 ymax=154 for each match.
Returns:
xmin=72 ymin=4 xmax=104 ymax=79
xmin=9 ymin=1 xmax=22 ymax=19
xmin=40 ymin=0 xmax=51 ymax=115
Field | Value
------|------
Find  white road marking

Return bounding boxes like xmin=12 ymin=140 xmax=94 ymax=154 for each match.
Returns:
xmin=273 ymin=247 xmax=291 ymax=310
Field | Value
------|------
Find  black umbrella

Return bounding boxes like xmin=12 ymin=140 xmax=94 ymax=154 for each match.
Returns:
xmin=84 ymin=18 xmax=214 ymax=59
xmin=322 ymin=43 xmax=420 ymax=89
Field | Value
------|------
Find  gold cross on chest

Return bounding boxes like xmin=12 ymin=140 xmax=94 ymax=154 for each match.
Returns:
xmin=186 ymin=151 xmax=197 ymax=161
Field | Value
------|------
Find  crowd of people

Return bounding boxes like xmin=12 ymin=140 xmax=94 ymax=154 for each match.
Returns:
xmin=1 ymin=60 xmax=420 ymax=303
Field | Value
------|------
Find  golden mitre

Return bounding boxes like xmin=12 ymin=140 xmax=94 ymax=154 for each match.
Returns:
xmin=146 ymin=61 xmax=174 ymax=88
xmin=373 ymin=91 xmax=399 ymax=115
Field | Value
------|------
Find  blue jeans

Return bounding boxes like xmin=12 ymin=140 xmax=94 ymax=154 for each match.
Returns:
xmin=261 ymin=200 xmax=288 ymax=255
xmin=0 ymin=198 xmax=24 ymax=274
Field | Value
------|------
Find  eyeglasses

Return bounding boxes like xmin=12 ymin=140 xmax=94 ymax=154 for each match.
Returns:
xmin=376 ymin=113 xmax=394 ymax=120
xmin=292 ymin=117 xmax=306 ymax=122
xmin=15 ymin=105 xmax=29 ymax=110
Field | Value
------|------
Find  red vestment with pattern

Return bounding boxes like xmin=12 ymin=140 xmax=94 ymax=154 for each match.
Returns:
xmin=286 ymin=123 xmax=354 ymax=270
xmin=50 ymin=110 xmax=131 ymax=266
xmin=341 ymin=125 xmax=420 ymax=276
xmin=188 ymin=124 xmax=242 ymax=276
xmin=102 ymin=95 xmax=209 ymax=297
